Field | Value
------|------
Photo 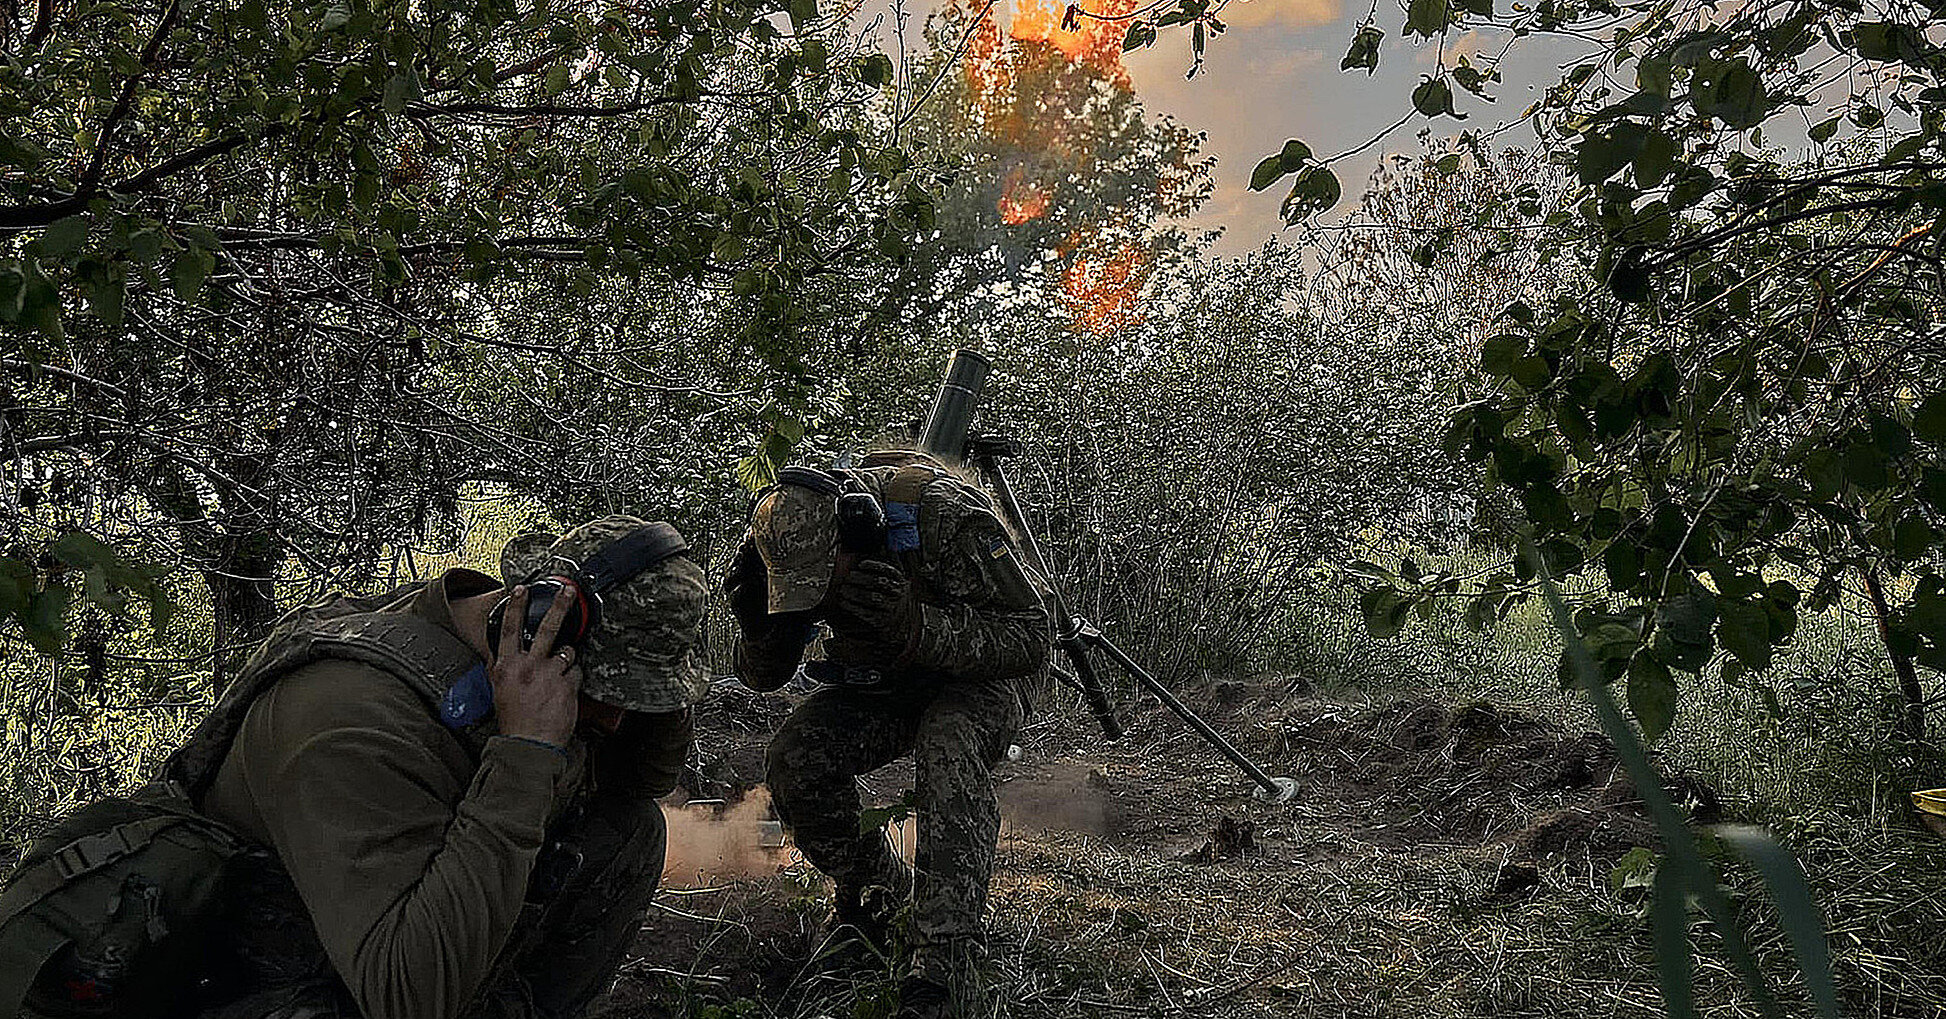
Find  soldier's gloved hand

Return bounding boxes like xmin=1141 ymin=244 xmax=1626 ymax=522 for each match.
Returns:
xmin=829 ymin=560 xmax=922 ymax=650
xmin=722 ymin=539 xmax=772 ymax=629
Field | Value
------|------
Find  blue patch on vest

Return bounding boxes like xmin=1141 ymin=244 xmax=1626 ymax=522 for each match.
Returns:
xmin=885 ymin=501 xmax=921 ymax=552
xmin=440 ymin=663 xmax=494 ymax=730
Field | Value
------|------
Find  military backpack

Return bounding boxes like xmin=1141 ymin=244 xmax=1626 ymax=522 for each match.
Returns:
xmin=0 ymin=581 xmax=481 ymax=1018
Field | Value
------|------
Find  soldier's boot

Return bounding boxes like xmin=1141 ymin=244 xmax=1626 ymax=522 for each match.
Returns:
xmin=893 ymin=974 xmax=953 ymax=1019
xmin=898 ymin=938 xmax=988 ymax=1019
xmin=830 ymin=880 xmax=904 ymax=955
xmin=814 ymin=857 xmax=913 ymax=974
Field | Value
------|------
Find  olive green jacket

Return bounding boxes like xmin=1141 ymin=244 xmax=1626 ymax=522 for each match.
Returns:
xmin=200 ymin=570 xmax=687 ymax=1019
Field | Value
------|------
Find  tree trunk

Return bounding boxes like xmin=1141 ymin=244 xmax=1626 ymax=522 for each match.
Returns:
xmin=205 ymin=531 xmax=281 ymax=691
xmin=1862 ymin=567 xmax=1926 ymax=744
xmin=149 ymin=461 xmax=282 ymax=693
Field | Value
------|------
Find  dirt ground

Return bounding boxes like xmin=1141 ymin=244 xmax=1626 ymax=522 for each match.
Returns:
xmin=595 ymin=677 xmax=1946 ymax=1019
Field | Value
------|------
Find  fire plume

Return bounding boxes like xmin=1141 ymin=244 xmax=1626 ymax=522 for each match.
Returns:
xmin=1063 ymin=241 xmax=1149 ymax=335
xmin=1007 ymin=0 xmax=1137 ymax=90
xmin=997 ymin=166 xmax=1052 ymax=224
xmin=957 ymin=1 xmax=1155 ymax=335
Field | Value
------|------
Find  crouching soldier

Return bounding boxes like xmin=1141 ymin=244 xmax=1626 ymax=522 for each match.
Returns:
xmin=1 ymin=516 xmax=709 ymax=1019
xmin=724 ymin=451 xmax=1052 ymax=1019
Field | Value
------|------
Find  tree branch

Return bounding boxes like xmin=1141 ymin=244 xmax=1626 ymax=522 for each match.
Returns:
xmin=0 ymin=127 xmax=278 ymax=231
xmin=73 ymin=0 xmax=181 ymax=198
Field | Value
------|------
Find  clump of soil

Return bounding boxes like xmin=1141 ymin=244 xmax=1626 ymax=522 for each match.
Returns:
xmin=1274 ymin=697 xmax=1717 ymax=862
xmin=1178 ymin=815 xmax=1257 ymax=864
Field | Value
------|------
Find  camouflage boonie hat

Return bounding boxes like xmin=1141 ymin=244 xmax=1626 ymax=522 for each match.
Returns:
xmin=499 ymin=515 xmax=709 ymax=712
xmin=750 ymin=484 xmax=839 ymax=613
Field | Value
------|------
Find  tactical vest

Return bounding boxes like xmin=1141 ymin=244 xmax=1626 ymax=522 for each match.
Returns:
xmin=843 ymin=449 xmax=1009 ymax=580
xmin=0 ymin=581 xmax=483 ymax=1018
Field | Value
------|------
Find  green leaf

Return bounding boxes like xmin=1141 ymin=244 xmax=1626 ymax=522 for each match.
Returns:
xmin=172 ymin=248 xmax=215 ymax=303
xmin=1712 ymin=826 xmax=1841 ymax=1019
xmin=1406 ymin=0 xmax=1448 ymax=38
xmin=855 ymin=54 xmax=894 ymax=88
xmin=1360 ymin=587 xmax=1412 ymax=638
xmin=1412 ymin=77 xmax=1465 ymax=120
xmin=1852 ymin=21 xmax=1926 ymax=64
xmin=23 ymin=582 xmax=71 ymax=655
xmin=384 ymin=74 xmax=411 ymax=113
xmin=1843 ymin=442 xmax=1889 ymax=491
xmin=1808 ymin=116 xmax=1841 ymax=145
xmin=1280 ymin=165 xmax=1341 ymax=222
xmin=1278 ymin=139 xmax=1313 ymax=170
xmin=90 ymin=270 xmax=125 ymax=327
xmin=1341 ymin=22 xmax=1383 ymax=73
xmin=1249 ymin=155 xmax=1287 ymax=192
xmin=711 ymin=233 xmax=746 ymax=263
xmin=1718 ymin=598 xmax=1771 ymax=671
xmin=1913 ymin=393 xmax=1946 ymax=443
xmin=0 ymin=558 xmax=31 ymax=622
xmin=1578 ymin=122 xmax=1647 ymax=184
xmin=1122 ymin=21 xmax=1157 ymax=51
xmin=1691 ymin=58 xmax=1769 ymax=129
xmin=1607 ymin=248 xmax=1651 ymax=303
xmin=1479 ymin=334 xmax=1525 ymax=375
xmin=1633 ymin=129 xmax=1680 ymax=188
xmin=50 ymin=531 xmax=119 ymax=571
xmin=1894 ymin=516 xmax=1937 ymax=560
xmin=41 ymin=215 xmax=90 ymax=258
xmin=1627 ymin=650 xmax=1677 ymax=741
xmin=544 ymin=65 xmax=571 ymax=96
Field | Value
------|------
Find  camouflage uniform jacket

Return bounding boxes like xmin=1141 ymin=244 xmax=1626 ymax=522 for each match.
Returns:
xmin=734 ymin=458 xmax=1054 ymax=693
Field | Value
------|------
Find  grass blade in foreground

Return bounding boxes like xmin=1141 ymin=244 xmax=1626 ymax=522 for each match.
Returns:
xmin=1522 ymin=536 xmax=1840 ymax=1019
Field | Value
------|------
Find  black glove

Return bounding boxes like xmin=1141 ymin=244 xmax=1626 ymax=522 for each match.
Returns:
xmin=722 ymin=540 xmax=771 ymax=628
xmin=828 ymin=560 xmax=923 ymax=654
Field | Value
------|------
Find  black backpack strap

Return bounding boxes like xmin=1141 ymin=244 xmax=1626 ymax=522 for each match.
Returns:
xmin=0 ymin=814 xmax=191 ymax=929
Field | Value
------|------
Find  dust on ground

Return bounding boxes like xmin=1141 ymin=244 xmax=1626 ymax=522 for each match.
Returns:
xmin=599 ymin=679 xmax=1946 ymax=1019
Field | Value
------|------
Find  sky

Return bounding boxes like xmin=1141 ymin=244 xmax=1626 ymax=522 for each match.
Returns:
xmin=1104 ymin=1 xmax=1601 ymax=255
xmin=852 ymin=0 xmax=1605 ymax=256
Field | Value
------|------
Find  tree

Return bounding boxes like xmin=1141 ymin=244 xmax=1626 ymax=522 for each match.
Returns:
xmin=1 ymin=0 xmax=925 ymax=660
xmin=1125 ymin=0 xmax=1946 ymax=748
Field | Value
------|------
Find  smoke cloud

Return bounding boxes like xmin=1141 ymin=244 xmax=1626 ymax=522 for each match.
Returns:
xmin=661 ymin=787 xmax=788 ymax=888
xmin=659 ymin=787 xmax=919 ymax=889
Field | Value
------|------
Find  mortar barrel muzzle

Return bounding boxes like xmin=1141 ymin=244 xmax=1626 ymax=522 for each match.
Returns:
xmin=919 ymin=348 xmax=992 ymax=463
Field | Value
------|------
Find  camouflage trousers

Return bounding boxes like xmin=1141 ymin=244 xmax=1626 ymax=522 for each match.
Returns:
xmin=766 ymin=674 xmax=1022 ymax=977
xmin=196 ymin=795 xmax=667 ymax=1019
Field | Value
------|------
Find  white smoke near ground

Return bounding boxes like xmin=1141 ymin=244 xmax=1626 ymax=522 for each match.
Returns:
xmin=660 ymin=785 xmax=920 ymax=889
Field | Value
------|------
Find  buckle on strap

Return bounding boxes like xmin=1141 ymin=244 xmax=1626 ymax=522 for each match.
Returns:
xmin=49 ymin=824 xmax=151 ymax=880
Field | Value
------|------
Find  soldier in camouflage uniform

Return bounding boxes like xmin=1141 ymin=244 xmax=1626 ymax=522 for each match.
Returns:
xmin=186 ymin=515 xmax=710 ymax=1019
xmin=725 ymin=451 xmax=1052 ymax=1018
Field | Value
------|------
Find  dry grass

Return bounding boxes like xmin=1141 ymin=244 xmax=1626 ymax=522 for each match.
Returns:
xmin=616 ymin=687 xmax=1946 ymax=1019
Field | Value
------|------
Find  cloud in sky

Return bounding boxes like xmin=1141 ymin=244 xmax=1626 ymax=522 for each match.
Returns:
xmin=1218 ymin=0 xmax=1346 ymax=30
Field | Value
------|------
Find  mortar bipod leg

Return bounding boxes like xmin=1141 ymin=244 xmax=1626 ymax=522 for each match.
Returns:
xmin=1080 ymin=629 xmax=1298 ymax=804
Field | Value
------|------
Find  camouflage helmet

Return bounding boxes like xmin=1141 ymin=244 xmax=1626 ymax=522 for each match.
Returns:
xmin=499 ymin=515 xmax=709 ymax=712
xmin=749 ymin=484 xmax=840 ymax=613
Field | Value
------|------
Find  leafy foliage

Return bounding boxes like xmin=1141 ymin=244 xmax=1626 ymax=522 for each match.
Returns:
xmin=2 ymin=0 xmax=932 ymax=657
xmin=1127 ymin=0 xmax=1946 ymax=743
